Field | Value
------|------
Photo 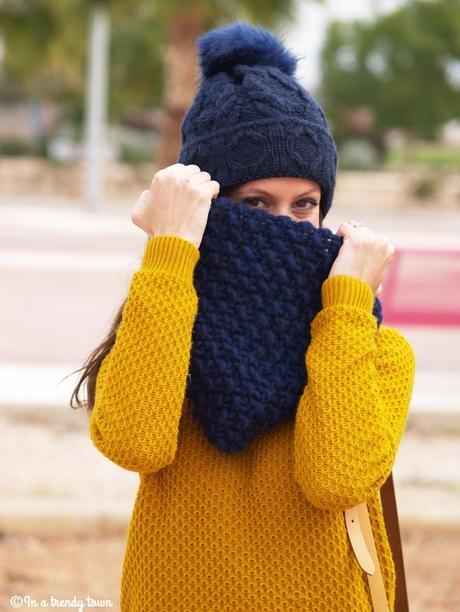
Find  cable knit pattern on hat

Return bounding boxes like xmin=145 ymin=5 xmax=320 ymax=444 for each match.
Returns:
xmin=177 ymin=21 xmax=338 ymax=219
xmin=186 ymin=196 xmax=383 ymax=454
xmin=89 ymin=235 xmax=416 ymax=611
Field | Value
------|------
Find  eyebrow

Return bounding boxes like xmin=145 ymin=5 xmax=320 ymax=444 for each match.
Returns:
xmin=234 ymin=187 xmax=321 ymax=198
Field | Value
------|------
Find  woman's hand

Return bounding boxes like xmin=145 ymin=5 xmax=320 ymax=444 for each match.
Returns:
xmin=131 ymin=163 xmax=220 ymax=249
xmin=328 ymin=220 xmax=395 ymax=297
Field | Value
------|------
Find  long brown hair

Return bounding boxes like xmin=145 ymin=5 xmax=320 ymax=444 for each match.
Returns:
xmin=69 ymin=297 xmax=126 ymax=416
xmin=69 ymin=188 xmax=324 ymax=416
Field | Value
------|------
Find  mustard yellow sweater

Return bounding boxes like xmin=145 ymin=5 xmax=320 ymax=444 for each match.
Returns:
xmin=89 ymin=235 xmax=416 ymax=612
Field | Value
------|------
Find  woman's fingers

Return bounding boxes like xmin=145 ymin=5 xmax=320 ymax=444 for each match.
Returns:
xmin=329 ymin=220 xmax=395 ymax=295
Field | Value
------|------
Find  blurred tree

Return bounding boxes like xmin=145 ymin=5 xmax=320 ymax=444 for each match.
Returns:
xmin=0 ymin=1 xmax=159 ymax=124
xmin=0 ymin=0 xmax=323 ymax=162
xmin=320 ymin=0 xmax=460 ymax=159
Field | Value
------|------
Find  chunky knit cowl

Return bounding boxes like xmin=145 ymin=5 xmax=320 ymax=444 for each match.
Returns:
xmin=185 ymin=196 xmax=383 ymax=454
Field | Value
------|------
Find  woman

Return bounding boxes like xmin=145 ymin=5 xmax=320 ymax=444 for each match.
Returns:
xmin=71 ymin=21 xmax=415 ymax=611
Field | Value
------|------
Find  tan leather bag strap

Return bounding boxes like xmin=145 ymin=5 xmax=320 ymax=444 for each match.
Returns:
xmin=345 ymin=502 xmax=390 ymax=611
xmin=344 ymin=472 xmax=409 ymax=612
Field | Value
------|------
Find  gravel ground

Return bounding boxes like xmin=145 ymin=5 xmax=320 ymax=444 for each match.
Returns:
xmin=0 ymin=530 xmax=124 ymax=611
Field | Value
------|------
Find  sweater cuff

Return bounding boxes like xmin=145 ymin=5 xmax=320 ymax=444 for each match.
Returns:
xmin=141 ymin=235 xmax=200 ymax=282
xmin=321 ymin=275 xmax=374 ymax=312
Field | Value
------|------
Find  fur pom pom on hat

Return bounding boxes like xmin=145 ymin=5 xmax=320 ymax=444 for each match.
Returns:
xmin=198 ymin=21 xmax=299 ymax=78
xmin=178 ymin=21 xmax=338 ymax=219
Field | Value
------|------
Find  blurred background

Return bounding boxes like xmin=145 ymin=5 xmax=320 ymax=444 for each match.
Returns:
xmin=0 ymin=0 xmax=459 ymax=610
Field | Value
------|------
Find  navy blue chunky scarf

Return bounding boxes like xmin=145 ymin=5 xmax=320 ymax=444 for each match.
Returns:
xmin=185 ymin=196 xmax=383 ymax=454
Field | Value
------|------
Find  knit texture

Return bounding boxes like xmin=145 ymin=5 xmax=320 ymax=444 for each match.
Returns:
xmin=177 ymin=21 xmax=338 ymax=219
xmin=187 ymin=196 xmax=383 ymax=454
xmin=89 ymin=235 xmax=416 ymax=612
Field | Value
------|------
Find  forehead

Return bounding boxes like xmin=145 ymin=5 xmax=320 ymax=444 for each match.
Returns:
xmin=236 ymin=176 xmax=321 ymax=193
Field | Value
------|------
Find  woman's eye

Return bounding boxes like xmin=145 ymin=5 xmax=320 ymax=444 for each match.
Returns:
xmin=243 ymin=198 xmax=265 ymax=208
xmin=295 ymin=199 xmax=318 ymax=209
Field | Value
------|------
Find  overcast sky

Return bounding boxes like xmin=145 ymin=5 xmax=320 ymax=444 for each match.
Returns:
xmin=287 ymin=0 xmax=405 ymax=90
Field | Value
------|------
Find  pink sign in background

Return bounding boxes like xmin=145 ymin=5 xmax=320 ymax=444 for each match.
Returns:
xmin=380 ymin=248 xmax=460 ymax=327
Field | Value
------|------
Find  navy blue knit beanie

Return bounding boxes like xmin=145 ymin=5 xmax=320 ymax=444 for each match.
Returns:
xmin=177 ymin=20 xmax=338 ymax=219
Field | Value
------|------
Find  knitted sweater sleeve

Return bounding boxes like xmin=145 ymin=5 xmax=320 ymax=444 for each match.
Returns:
xmin=293 ymin=274 xmax=416 ymax=511
xmin=88 ymin=235 xmax=200 ymax=474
